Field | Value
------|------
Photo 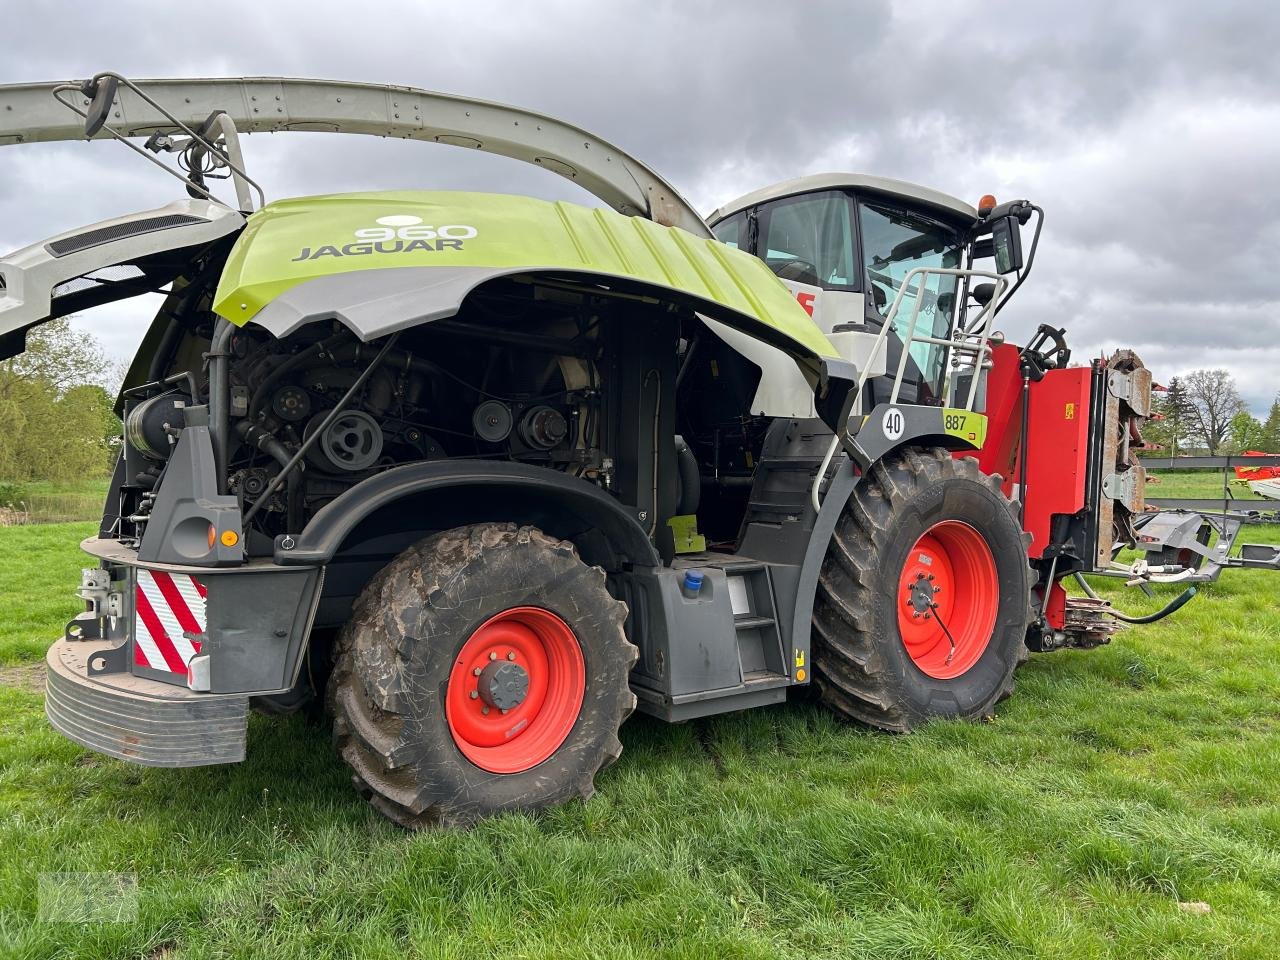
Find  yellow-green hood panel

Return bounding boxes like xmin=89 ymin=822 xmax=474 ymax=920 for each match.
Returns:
xmin=212 ymin=190 xmax=836 ymax=360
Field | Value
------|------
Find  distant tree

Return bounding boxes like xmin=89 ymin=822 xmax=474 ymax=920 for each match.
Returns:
xmin=1183 ymin=369 xmax=1247 ymax=456
xmin=1227 ymin=410 xmax=1267 ymax=454
xmin=1 ymin=317 xmax=107 ymax=392
xmin=0 ymin=319 xmax=119 ymax=481
xmin=1261 ymin=394 xmax=1280 ymax=452
xmin=1145 ymin=375 xmax=1196 ymax=456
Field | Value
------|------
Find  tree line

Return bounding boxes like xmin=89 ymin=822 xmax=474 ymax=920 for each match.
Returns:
xmin=1143 ymin=368 xmax=1280 ymax=457
xmin=0 ymin=319 xmax=120 ymax=497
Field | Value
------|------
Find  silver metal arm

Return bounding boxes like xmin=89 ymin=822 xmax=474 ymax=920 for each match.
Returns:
xmin=0 ymin=75 xmax=711 ymax=238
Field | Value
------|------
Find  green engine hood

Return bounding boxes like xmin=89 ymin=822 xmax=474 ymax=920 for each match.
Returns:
xmin=212 ymin=190 xmax=837 ymax=363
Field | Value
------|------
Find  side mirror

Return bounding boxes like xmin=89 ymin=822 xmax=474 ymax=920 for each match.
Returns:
xmin=80 ymin=75 xmax=119 ymax=137
xmin=991 ymin=214 xmax=1024 ymax=274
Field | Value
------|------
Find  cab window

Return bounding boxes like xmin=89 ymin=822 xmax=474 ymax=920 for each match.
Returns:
xmin=711 ymin=211 xmax=746 ymax=250
xmin=858 ymin=200 xmax=963 ymax=386
xmin=758 ymin=191 xmax=856 ymax=289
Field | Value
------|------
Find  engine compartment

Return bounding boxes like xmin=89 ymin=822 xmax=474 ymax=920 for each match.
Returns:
xmin=111 ymin=271 xmax=770 ymax=560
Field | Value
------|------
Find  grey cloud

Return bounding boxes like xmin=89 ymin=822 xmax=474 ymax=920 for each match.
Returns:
xmin=2 ymin=0 xmax=1277 ymax=411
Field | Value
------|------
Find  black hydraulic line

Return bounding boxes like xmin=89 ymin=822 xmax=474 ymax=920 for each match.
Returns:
xmin=1108 ymin=587 xmax=1198 ymax=624
xmin=1072 ymin=572 xmax=1197 ymax=624
xmin=674 ymin=436 xmax=701 ymax=515
xmin=207 ymin=318 xmax=236 ymax=494
xmin=147 ymin=317 xmax=185 ymax=383
xmin=242 ymin=332 xmax=401 ymax=526
xmin=928 ymin=602 xmax=958 ymax=666
xmin=1073 ymin=571 xmax=1100 ymax=599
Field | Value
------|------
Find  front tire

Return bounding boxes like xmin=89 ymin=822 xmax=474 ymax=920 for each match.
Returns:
xmin=329 ymin=522 xmax=636 ymax=828
xmin=812 ymin=448 xmax=1032 ymax=732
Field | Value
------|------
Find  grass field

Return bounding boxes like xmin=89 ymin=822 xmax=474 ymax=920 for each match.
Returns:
xmin=0 ymin=480 xmax=109 ymax=526
xmin=2 ymin=522 xmax=1279 ymax=959
xmin=1142 ymin=468 xmax=1268 ymax=502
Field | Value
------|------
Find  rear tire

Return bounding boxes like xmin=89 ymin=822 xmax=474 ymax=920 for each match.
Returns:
xmin=812 ymin=448 xmax=1032 ymax=732
xmin=328 ymin=522 xmax=636 ymax=828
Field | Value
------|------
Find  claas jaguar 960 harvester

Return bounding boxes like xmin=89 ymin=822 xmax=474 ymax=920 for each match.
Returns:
xmin=0 ymin=72 xmax=1229 ymax=827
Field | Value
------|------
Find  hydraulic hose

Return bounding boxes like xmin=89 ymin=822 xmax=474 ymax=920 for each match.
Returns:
xmin=1072 ymin=572 xmax=1198 ymax=624
xmin=674 ymin=435 xmax=701 ymax=515
xmin=1108 ymin=586 xmax=1198 ymax=624
xmin=207 ymin=318 xmax=236 ymax=494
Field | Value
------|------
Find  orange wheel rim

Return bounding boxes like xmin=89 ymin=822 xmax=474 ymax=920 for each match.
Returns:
xmin=445 ymin=606 xmax=585 ymax=774
xmin=897 ymin=520 xmax=999 ymax=679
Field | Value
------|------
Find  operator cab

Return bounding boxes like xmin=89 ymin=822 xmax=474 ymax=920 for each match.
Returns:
xmin=708 ymin=174 xmax=1027 ymax=409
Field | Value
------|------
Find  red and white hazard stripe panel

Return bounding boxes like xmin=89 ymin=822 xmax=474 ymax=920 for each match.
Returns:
xmin=133 ymin=569 xmax=207 ymax=674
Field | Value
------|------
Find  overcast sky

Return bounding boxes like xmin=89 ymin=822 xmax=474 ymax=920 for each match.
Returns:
xmin=3 ymin=1 xmax=1278 ymax=412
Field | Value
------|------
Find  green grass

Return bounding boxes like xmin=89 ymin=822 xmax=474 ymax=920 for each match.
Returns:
xmin=1144 ymin=469 xmax=1267 ymax=502
xmin=1 ymin=480 xmax=109 ymax=525
xmin=0 ymin=522 xmax=98 ymax=665
xmin=2 ymin=524 xmax=1280 ymax=958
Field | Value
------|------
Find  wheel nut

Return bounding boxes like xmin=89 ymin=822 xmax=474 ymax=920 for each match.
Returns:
xmin=482 ymin=706 xmax=490 ymax=715
xmin=469 ymin=690 xmax=479 ymax=699
xmin=489 ymin=651 xmax=497 ymax=661
xmin=507 ymin=652 xmax=516 ymax=661
xmin=473 ymin=667 xmax=482 ymax=676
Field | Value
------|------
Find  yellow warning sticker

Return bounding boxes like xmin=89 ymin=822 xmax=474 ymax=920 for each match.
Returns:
xmin=1065 ymin=402 xmax=1075 ymax=420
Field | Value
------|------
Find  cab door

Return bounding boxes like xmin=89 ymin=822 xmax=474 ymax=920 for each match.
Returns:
xmin=854 ymin=198 xmax=966 ymax=406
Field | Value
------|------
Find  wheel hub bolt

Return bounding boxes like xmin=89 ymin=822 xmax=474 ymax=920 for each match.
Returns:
xmin=469 ymin=690 xmax=479 ymax=700
xmin=507 ymin=652 xmax=516 ymax=661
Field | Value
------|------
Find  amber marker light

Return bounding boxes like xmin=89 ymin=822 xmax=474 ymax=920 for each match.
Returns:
xmin=978 ymin=194 xmax=997 ymax=217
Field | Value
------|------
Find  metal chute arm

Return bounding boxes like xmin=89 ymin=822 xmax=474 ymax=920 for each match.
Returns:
xmin=0 ymin=75 xmax=711 ymax=238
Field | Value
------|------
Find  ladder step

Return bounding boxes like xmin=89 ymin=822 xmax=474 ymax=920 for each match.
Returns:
xmin=734 ymin=615 xmax=775 ymax=631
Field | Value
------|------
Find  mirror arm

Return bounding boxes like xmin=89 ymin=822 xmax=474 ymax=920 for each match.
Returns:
xmin=993 ymin=204 xmax=1044 ymax=317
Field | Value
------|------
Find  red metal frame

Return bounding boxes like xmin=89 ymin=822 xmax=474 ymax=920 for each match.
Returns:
xmin=973 ymin=345 xmax=1092 ymax=559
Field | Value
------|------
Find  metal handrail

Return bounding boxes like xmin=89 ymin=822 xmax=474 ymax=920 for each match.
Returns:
xmin=877 ymin=266 xmax=1008 ymax=410
xmin=809 ymin=266 xmax=1010 ymax=513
